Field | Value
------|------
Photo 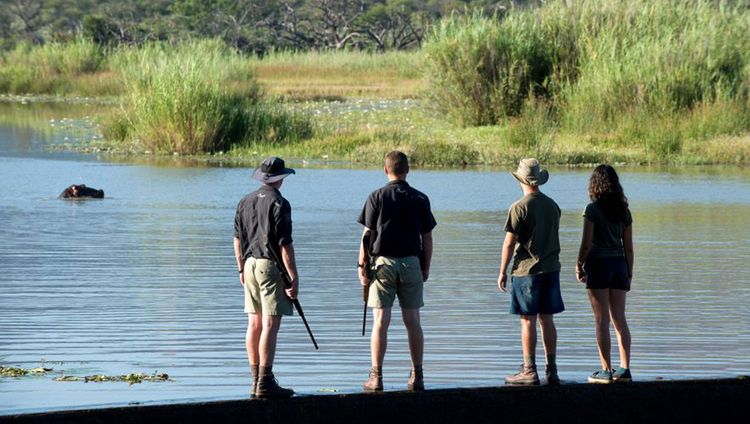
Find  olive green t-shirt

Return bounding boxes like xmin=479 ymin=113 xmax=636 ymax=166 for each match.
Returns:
xmin=583 ymin=202 xmax=633 ymax=258
xmin=504 ymin=192 xmax=561 ymax=276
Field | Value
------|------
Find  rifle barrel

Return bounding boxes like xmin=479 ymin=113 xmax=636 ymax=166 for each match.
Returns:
xmin=266 ymin=243 xmax=319 ymax=350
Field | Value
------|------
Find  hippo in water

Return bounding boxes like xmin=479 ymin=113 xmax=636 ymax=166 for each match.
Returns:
xmin=59 ymin=184 xmax=104 ymax=199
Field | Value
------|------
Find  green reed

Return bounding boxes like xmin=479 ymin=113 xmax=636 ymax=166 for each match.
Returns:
xmin=106 ymin=40 xmax=311 ymax=154
xmin=423 ymin=0 xmax=750 ymax=160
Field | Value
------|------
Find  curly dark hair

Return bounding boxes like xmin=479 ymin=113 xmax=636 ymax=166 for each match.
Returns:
xmin=588 ymin=164 xmax=629 ymax=222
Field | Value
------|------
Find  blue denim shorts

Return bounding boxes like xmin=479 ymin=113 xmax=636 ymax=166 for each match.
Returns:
xmin=583 ymin=256 xmax=630 ymax=291
xmin=510 ymin=272 xmax=565 ymax=315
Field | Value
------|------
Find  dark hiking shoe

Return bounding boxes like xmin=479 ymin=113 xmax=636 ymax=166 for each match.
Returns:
xmin=545 ymin=364 xmax=560 ymax=385
xmin=256 ymin=374 xmax=294 ymax=398
xmin=250 ymin=365 xmax=259 ymax=397
xmin=587 ymin=369 xmax=613 ymax=384
xmin=505 ymin=364 xmax=539 ymax=385
xmin=612 ymin=367 xmax=632 ymax=382
xmin=363 ymin=367 xmax=383 ymax=392
xmin=407 ymin=368 xmax=424 ymax=391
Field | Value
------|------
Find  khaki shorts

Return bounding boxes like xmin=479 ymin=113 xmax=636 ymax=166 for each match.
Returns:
xmin=243 ymin=257 xmax=293 ymax=316
xmin=368 ymin=255 xmax=424 ymax=309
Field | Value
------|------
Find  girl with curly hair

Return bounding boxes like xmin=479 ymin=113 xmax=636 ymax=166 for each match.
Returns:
xmin=576 ymin=165 xmax=634 ymax=384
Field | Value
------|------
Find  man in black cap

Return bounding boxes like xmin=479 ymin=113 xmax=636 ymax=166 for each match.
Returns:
xmin=358 ymin=150 xmax=437 ymax=391
xmin=233 ymin=156 xmax=298 ymax=398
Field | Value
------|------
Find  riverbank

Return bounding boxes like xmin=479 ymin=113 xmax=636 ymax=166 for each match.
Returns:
xmin=3 ymin=378 xmax=749 ymax=423
xmin=4 ymin=95 xmax=750 ymax=167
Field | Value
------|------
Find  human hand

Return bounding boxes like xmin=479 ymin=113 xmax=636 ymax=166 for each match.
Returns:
xmin=576 ymin=266 xmax=586 ymax=284
xmin=358 ymin=266 xmax=370 ymax=287
xmin=497 ymin=273 xmax=508 ymax=292
xmin=286 ymin=278 xmax=298 ymax=300
xmin=422 ymin=268 xmax=429 ymax=283
xmin=239 ymin=271 xmax=244 ymax=286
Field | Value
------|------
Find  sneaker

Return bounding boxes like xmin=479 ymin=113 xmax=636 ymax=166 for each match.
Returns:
xmin=587 ymin=369 xmax=613 ymax=384
xmin=363 ymin=367 xmax=383 ymax=392
xmin=612 ymin=367 xmax=632 ymax=382
xmin=407 ymin=368 xmax=424 ymax=391
xmin=505 ymin=364 xmax=540 ymax=385
xmin=545 ymin=364 xmax=560 ymax=385
xmin=256 ymin=374 xmax=294 ymax=398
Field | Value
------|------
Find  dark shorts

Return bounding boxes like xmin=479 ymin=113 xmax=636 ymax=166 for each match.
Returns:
xmin=510 ymin=272 xmax=565 ymax=316
xmin=584 ymin=256 xmax=630 ymax=291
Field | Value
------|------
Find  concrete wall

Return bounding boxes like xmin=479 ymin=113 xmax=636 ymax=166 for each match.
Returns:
xmin=3 ymin=378 xmax=749 ymax=424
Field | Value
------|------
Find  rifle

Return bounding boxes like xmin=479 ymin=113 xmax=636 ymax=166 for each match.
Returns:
xmin=361 ymin=231 xmax=377 ymax=337
xmin=266 ymin=243 xmax=319 ymax=350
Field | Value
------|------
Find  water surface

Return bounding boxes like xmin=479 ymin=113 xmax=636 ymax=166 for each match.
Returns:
xmin=1 ymin=103 xmax=749 ymax=414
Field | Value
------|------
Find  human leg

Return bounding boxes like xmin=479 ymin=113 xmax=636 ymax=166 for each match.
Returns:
xmin=609 ymin=289 xmax=631 ymax=372
xmin=256 ymin=314 xmax=294 ymax=398
xmin=521 ymin=314 xmax=538 ymax=365
xmin=259 ymin=314 xmax=282 ymax=367
xmin=538 ymin=314 xmax=559 ymax=384
xmin=588 ymin=289 xmax=612 ymax=370
xmin=538 ymin=313 xmax=557 ymax=359
xmin=363 ymin=307 xmax=391 ymax=391
xmin=505 ymin=314 xmax=540 ymax=385
xmin=371 ymin=307 xmax=392 ymax=367
xmin=246 ymin=313 xmax=262 ymax=394
xmin=401 ymin=308 xmax=424 ymax=390
xmin=254 ymin=258 xmax=294 ymax=398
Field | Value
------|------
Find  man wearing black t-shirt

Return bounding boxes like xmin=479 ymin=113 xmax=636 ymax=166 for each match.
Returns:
xmin=357 ymin=151 xmax=437 ymax=392
xmin=233 ymin=156 xmax=299 ymax=398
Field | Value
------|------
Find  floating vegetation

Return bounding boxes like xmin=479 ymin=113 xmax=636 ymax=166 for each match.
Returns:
xmin=54 ymin=371 xmax=170 ymax=385
xmin=1 ymin=366 xmax=53 ymax=377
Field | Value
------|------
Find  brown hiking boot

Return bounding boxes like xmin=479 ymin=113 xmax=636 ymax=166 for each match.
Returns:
xmin=407 ymin=367 xmax=424 ymax=391
xmin=256 ymin=367 xmax=294 ymax=399
xmin=505 ymin=364 xmax=540 ymax=385
xmin=363 ymin=367 xmax=383 ymax=392
xmin=545 ymin=364 xmax=560 ymax=385
xmin=251 ymin=364 xmax=259 ymax=397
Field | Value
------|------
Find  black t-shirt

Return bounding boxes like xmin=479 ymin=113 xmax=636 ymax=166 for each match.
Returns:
xmin=233 ymin=185 xmax=293 ymax=261
xmin=358 ymin=180 xmax=437 ymax=257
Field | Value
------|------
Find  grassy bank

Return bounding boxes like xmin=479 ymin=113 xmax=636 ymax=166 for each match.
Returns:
xmin=104 ymin=41 xmax=312 ymax=154
xmin=2 ymin=0 xmax=750 ymax=166
xmin=421 ymin=0 xmax=750 ymax=164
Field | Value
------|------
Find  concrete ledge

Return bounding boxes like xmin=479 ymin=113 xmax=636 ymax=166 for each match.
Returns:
xmin=3 ymin=378 xmax=750 ymax=424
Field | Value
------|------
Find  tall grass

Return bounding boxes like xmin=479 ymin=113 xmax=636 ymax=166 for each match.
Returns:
xmin=562 ymin=0 xmax=750 ymax=131
xmin=106 ymin=40 xmax=312 ymax=154
xmin=424 ymin=8 xmax=578 ymax=126
xmin=0 ymin=39 xmax=109 ymax=94
xmin=424 ymin=0 xmax=750 ymax=156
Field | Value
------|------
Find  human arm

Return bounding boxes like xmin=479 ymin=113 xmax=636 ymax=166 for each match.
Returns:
xmin=358 ymin=228 xmax=372 ymax=287
xmin=576 ymin=218 xmax=594 ymax=283
xmin=623 ymin=224 xmax=634 ymax=289
xmin=421 ymin=231 xmax=433 ymax=282
xmin=497 ymin=232 xmax=517 ymax=292
xmin=280 ymin=242 xmax=299 ymax=299
xmin=233 ymin=236 xmax=244 ymax=285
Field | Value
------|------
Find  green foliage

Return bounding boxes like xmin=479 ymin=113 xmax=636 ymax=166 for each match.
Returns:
xmin=424 ymin=8 xmax=578 ymax=126
xmin=105 ymin=40 xmax=312 ymax=154
xmin=55 ymin=372 xmax=170 ymax=385
xmin=561 ymin=0 xmax=750 ymax=132
xmin=0 ymin=38 xmax=106 ymax=94
xmin=506 ymin=99 xmax=556 ymax=149
xmin=424 ymin=0 xmax=750 ymax=145
xmin=408 ymin=141 xmax=480 ymax=167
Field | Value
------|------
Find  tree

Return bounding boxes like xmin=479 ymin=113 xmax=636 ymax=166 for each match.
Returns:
xmin=360 ymin=0 xmax=427 ymax=51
